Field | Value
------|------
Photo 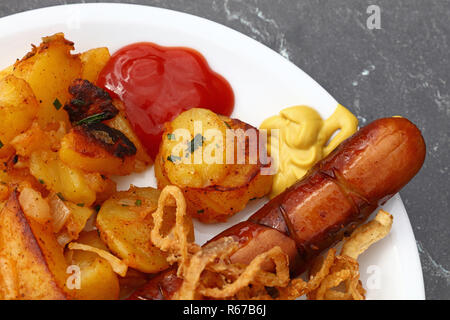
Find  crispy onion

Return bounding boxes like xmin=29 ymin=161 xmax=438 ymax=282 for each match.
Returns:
xmin=68 ymin=242 xmax=128 ymax=277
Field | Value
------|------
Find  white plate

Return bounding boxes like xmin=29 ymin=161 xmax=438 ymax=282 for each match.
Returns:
xmin=0 ymin=3 xmax=425 ymax=300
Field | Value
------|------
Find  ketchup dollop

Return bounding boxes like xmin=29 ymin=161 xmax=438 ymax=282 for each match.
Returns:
xmin=97 ymin=42 xmax=235 ymax=159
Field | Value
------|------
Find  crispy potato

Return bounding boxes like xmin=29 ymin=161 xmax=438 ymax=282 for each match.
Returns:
xmin=159 ymin=108 xmax=229 ymax=188
xmin=0 ymin=191 xmax=68 ymax=299
xmin=105 ymin=106 xmax=153 ymax=171
xmin=29 ymin=150 xmax=96 ymax=206
xmin=0 ymin=166 xmax=46 ymax=198
xmin=65 ymin=231 xmax=120 ymax=300
xmin=0 ymin=75 xmax=39 ymax=152
xmin=11 ymin=121 xmax=67 ymax=157
xmin=59 ymin=82 xmax=145 ymax=175
xmin=155 ymin=108 xmax=273 ymax=222
xmin=83 ymin=172 xmax=117 ymax=205
xmin=80 ymin=47 xmax=110 ymax=84
xmin=59 ymin=126 xmax=137 ymax=175
xmin=96 ymin=187 xmax=194 ymax=273
xmin=13 ymin=33 xmax=82 ymax=127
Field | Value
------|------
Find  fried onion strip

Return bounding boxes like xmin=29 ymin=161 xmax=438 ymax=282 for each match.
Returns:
xmin=150 ymin=185 xmax=199 ymax=277
xmin=341 ymin=209 xmax=393 ymax=260
xmin=175 ymin=237 xmax=238 ymax=300
xmin=68 ymin=242 xmax=128 ymax=277
xmin=199 ymin=246 xmax=290 ymax=299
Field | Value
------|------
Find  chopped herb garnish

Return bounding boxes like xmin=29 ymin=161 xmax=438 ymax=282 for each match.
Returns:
xmin=76 ymin=112 xmax=108 ymax=126
xmin=121 ymin=204 xmax=129 ymax=207
xmin=186 ymin=134 xmax=205 ymax=154
xmin=135 ymin=199 xmax=142 ymax=207
xmin=76 ymin=203 xmax=85 ymax=207
xmin=56 ymin=192 xmax=66 ymax=201
xmin=0 ymin=140 xmax=3 ymax=149
xmin=12 ymin=155 xmax=18 ymax=164
xmin=71 ymin=99 xmax=86 ymax=106
xmin=38 ymin=179 xmax=45 ymax=185
xmin=167 ymin=133 xmax=175 ymax=140
xmin=167 ymin=155 xmax=182 ymax=163
xmin=94 ymin=204 xmax=101 ymax=212
xmin=223 ymin=121 xmax=231 ymax=129
xmin=197 ymin=209 xmax=205 ymax=214
xmin=53 ymin=98 xmax=62 ymax=110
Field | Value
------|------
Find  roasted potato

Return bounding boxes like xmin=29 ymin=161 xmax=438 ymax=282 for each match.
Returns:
xmin=80 ymin=47 xmax=110 ymax=84
xmin=59 ymin=79 xmax=146 ymax=175
xmin=0 ymin=75 xmax=39 ymax=155
xmin=0 ymin=161 xmax=48 ymax=197
xmin=65 ymin=231 xmax=120 ymax=300
xmin=83 ymin=172 xmax=117 ymax=205
xmin=29 ymin=150 xmax=96 ymax=206
xmin=106 ymin=103 xmax=153 ymax=171
xmin=59 ymin=125 xmax=137 ymax=175
xmin=155 ymin=108 xmax=273 ymax=222
xmin=96 ymin=186 xmax=194 ymax=274
xmin=0 ymin=191 xmax=68 ymax=299
xmin=11 ymin=122 xmax=67 ymax=157
xmin=13 ymin=33 xmax=82 ymax=127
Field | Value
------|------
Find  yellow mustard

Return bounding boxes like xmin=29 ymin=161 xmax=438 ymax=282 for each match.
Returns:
xmin=260 ymin=104 xmax=358 ymax=198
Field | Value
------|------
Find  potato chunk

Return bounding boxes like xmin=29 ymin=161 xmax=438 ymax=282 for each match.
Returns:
xmin=155 ymin=108 xmax=273 ymax=222
xmin=59 ymin=126 xmax=137 ymax=175
xmin=80 ymin=47 xmax=110 ymax=84
xmin=65 ymin=231 xmax=120 ymax=300
xmin=0 ymin=75 xmax=39 ymax=149
xmin=59 ymin=80 xmax=145 ymax=175
xmin=13 ymin=33 xmax=82 ymax=127
xmin=159 ymin=108 xmax=228 ymax=188
xmin=96 ymin=187 xmax=194 ymax=273
xmin=0 ymin=191 xmax=68 ymax=299
xmin=29 ymin=151 xmax=96 ymax=206
xmin=105 ymin=108 xmax=153 ymax=171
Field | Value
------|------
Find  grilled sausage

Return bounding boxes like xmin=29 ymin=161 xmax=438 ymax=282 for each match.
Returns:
xmin=129 ymin=117 xmax=426 ymax=300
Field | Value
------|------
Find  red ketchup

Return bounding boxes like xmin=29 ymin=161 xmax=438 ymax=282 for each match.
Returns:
xmin=97 ymin=42 xmax=235 ymax=159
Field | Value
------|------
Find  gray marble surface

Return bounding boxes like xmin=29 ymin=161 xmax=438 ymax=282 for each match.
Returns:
xmin=0 ymin=0 xmax=448 ymax=300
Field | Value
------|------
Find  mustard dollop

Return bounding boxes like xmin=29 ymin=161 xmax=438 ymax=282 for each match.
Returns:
xmin=260 ymin=104 xmax=358 ymax=198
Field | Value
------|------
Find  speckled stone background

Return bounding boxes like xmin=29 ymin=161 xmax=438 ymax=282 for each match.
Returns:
xmin=0 ymin=0 xmax=448 ymax=300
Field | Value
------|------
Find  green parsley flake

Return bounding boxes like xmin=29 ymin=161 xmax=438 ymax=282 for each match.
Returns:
xmin=76 ymin=112 xmax=108 ymax=126
xmin=53 ymin=98 xmax=62 ymax=110
xmin=167 ymin=155 xmax=182 ymax=163
xmin=56 ymin=192 xmax=66 ymax=201
xmin=186 ymin=134 xmax=205 ymax=154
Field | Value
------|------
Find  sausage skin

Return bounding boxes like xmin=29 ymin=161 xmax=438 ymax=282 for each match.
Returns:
xmin=129 ymin=117 xmax=426 ymax=300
